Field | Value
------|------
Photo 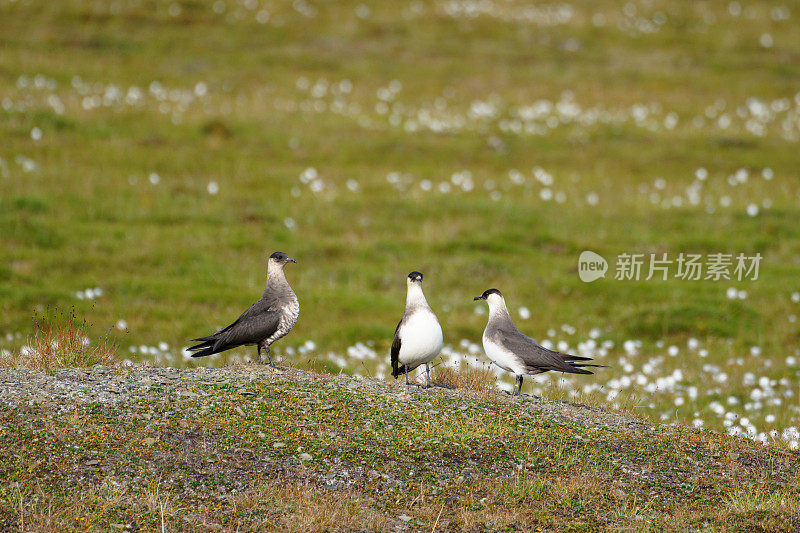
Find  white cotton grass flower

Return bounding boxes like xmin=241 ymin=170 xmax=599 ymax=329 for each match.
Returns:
xmin=623 ymin=340 xmax=639 ymax=355
xmin=207 ymin=181 xmax=219 ymax=195
xmin=668 ymin=345 xmax=679 ymax=357
xmin=75 ymin=287 xmax=103 ymax=300
xmin=309 ymin=180 xmax=324 ymax=193
xmin=299 ymin=167 xmax=317 ymax=183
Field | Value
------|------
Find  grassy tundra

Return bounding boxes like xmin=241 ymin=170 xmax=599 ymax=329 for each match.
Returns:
xmin=1 ymin=0 xmax=800 ymax=442
xmin=1 ymin=365 xmax=800 ymax=531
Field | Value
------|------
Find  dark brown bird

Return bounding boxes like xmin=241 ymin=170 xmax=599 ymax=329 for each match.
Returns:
xmin=188 ymin=252 xmax=298 ymax=365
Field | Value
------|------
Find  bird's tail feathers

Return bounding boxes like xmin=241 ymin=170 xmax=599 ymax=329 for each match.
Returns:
xmin=564 ymin=366 xmax=593 ymax=374
xmin=189 ymin=347 xmax=216 ymax=358
xmin=566 ymin=362 xmax=607 ymax=374
xmin=187 ymin=338 xmax=217 ymax=358
xmin=561 ymin=353 xmax=594 ymax=362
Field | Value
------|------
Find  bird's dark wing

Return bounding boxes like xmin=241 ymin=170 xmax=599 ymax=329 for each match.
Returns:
xmin=189 ymin=298 xmax=280 ymax=358
xmin=494 ymin=325 xmax=595 ymax=375
xmin=390 ymin=319 xmax=404 ymax=378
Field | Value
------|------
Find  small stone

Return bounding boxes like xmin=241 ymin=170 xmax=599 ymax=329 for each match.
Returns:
xmin=85 ymin=459 xmax=100 ymax=466
xmin=235 ymin=406 xmax=246 ymax=416
xmin=143 ymin=437 xmax=156 ymax=446
xmin=398 ymin=514 xmax=412 ymax=523
xmin=257 ymin=432 xmax=266 ymax=438
xmin=238 ymin=389 xmax=255 ymax=396
xmin=273 ymin=442 xmax=286 ymax=449
xmin=299 ymin=453 xmax=313 ymax=461
xmin=321 ymin=405 xmax=334 ymax=411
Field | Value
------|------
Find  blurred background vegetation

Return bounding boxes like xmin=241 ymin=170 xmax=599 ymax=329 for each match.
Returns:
xmin=1 ymin=0 xmax=799 ymax=433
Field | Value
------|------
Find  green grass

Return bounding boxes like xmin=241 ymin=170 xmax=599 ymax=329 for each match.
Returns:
xmin=1 ymin=0 xmax=800 ymax=438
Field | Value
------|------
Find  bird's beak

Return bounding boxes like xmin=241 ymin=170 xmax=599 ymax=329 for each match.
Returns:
xmin=288 ymin=257 xmax=297 ymax=263
xmin=473 ymin=295 xmax=483 ymax=301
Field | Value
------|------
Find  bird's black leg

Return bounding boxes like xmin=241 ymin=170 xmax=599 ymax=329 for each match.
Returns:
xmin=425 ymin=363 xmax=431 ymax=388
xmin=405 ymin=365 xmax=410 ymax=386
xmin=516 ymin=375 xmax=523 ymax=396
xmin=257 ymin=345 xmax=273 ymax=366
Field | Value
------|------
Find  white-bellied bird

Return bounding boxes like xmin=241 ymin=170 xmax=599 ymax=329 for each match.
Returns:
xmin=473 ymin=288 xmax=602 ymax=395
xmin=391 ymin=271 xmax=443 ymax=387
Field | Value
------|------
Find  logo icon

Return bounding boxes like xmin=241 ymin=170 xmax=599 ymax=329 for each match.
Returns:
xmin=578 ymin=251 xmax=608 ymax=282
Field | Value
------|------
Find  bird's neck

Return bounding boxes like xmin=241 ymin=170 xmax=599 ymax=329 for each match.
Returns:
xmin=264 ymin=264 xmax=287 ymax=293
xmin=488 ymin=300 xmax=514 ymax=325
xmin=405 ymin=284 xmax=429 ymax=310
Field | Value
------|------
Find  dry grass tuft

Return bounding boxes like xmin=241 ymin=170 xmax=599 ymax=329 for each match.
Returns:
xmin=433 ymin=364 xmax=497 ymax=392
xmin=0 ymin=307 xmax=115 ymax=370
xmin=2 ymin=479 xmax=390 ymax=532
xmin=724 ymin=487 xmax=796 ymax=514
